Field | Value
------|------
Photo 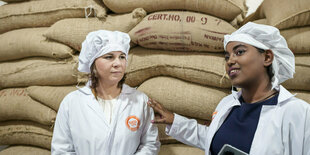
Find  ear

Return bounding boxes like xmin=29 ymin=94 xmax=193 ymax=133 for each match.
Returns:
xmin=264 ymin=49 xmax=273 ymax=67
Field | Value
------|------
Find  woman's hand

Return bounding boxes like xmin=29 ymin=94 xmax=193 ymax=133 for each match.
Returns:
xmin=147 ymin=98 xmax=174 ymax=125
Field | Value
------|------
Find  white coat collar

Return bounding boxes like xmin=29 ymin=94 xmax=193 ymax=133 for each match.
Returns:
xmin=230 ymin=85 xmax=294 ymax=105
xmin=231 ymin=87 xmax=242 ymax=101
xmin=75 ymin=81 xmax=136 ymax=130
xmin=277 ymin=85 xmax=295 ymax=104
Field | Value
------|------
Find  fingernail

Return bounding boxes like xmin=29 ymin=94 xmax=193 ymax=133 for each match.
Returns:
xmin=151 ymin=120 xmax=154 ymax=123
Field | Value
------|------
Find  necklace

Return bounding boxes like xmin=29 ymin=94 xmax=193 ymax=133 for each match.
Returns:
xmin=242 ymin=91 xmax=279 ymax=104
xmin=257 ymin=91 xmax=279 ymax=103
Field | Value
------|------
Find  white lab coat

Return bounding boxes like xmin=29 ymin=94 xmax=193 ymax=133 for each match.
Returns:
xmin=51 ymin=83 xmax=160 ymax=155
xmin=166 ymin=85 xmax=310 ymax=155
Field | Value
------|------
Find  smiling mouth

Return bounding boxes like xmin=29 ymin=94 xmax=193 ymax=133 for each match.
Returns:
xmin=229 ymin=69 xmax=240 ymax=77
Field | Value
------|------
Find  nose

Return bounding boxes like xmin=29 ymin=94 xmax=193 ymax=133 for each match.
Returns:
xmin=226 ymin=54 xmax=236 ymax=66
xmin=112 ymin=57 xmax=121 ymax=67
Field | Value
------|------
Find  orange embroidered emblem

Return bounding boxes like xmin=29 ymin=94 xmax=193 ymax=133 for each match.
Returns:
xmin=125 ymin=116 xmax=140 ymax=131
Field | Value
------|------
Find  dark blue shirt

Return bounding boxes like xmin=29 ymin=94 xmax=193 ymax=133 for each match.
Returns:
xmin=210 ymin=94 xmax=279 ymax=155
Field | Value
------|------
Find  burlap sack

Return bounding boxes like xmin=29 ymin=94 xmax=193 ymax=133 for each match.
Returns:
xmin=0 ymin=58 xmax=77 ymax=89
xmin=0 ymin=0 xmax=107 ymax=34
xmin=129 ymin=11 xmax=236 ymax=52
xmin=27 ymin=86 xmax=77 ymax=111
xmin=291 ymin=90 xmax=310 ymax=104
xmin=260 ymin=0 xmax=310 ymax=29
xmin=283 ymin=55 xmax=310 ymax=91
xmin=281 ymin=27 xmax=310 ymax=54
xmin=125 ymin=47 xmax=231 ymax=88
xmin=102 ymin=0 xmax=246 ymax=21
xmin=1 ymin=0 xmax=41 ymax=3
xmin=138 ymin=77 xmax=230 ymax=120
xmin=252 ymin=18 xmax=267 ymax=25
xmin=283 ymin=65 xmax=310 ymax=91
xmin=241 ymin=5 xmax=264 ymax=25
xmin=157 ymin=118 xmax=210 ymax=144
xmin=0 ymin=28 xmax=74 ymax=62
xmin=1 ymin=0 xmax=25 ymax=2
xmin=0 ymin=88 xmax=56 ymax=126
xmin=295 ymin=54 xmax=310 ymax=67
xmin=0 ymin=121 xmax=52 ymax=150
xmin=1 ymin=0 xmax=20 ymax=2
xmin=159 ymin=144 xmax=204 ymax=155
xmin=44 ymin=8 xmax=146 ymax=51
xmin=1 ymin=0 xmax=41 ymax=2
xmin=0 ymin=145 xmax=50 ymax=155
xmin=230 ymin=14 xmax=245 ymax=29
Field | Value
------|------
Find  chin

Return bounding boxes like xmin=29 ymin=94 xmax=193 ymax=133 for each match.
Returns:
xmin=109 ymin=78 xmax=122 ymax=84
xmin=230 ymin=79 xmax=244 ymax=88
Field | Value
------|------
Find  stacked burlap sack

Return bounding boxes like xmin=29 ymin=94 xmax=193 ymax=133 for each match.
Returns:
xmin=6 ymin=0 xmax=308 ymax=154
xmin=0 ymin=0 xmax=108 ymax=152
xmin=245 ymin=0 xmax=310 ymax=104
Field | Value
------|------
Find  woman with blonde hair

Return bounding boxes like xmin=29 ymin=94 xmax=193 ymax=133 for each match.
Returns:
xmin=52 ymin=30 xmax=160 ymax=155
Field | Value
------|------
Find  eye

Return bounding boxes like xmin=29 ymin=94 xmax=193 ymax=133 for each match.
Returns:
xmin=224 ymin=55 xmax=230 ymax=61
xmin=236 ymin=49 xmax=245 ymax=56
xmin=119 ymin=55 xmax=126 ymax=60
xmin=103 ymin=55 xmax=113 ymax=59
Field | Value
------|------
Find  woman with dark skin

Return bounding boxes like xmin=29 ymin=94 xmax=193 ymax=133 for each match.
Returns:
xmin=148 ymin=22 xmax=310 ymax=155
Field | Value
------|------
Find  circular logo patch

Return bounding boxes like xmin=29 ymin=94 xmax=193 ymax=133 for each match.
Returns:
xmin=125 ymin=115 xmax=140 ymax=131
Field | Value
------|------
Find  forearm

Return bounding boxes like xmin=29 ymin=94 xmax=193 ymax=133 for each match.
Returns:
xmin=166 ymin=114 xmax=208 ymax=150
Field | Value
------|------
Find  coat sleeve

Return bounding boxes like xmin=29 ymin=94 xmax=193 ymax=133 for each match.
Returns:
xmin=51 ymin=95 xmax=76 ymax=155
xmin=165 ymin=114 xmax=209 ymax=150
xmin=282 ymin=99 xmax=310 ymax=155
xmin=134 ymin=99 xmax=161 ymax=155
xmin=303 ymin=104 xmax=310 ymax=155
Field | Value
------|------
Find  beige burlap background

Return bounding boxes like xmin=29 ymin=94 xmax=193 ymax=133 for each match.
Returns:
xmin=0 ymin=58 xmax=77 ymax=89
xmin=102 ymin=0 xmax=245 ymax=21
xmin=125 ymin=47 xmax=231 ymax=88
xmin=0 ymin=121 xmax=53 ymax=150
xmin=0 ymin=88 xmax=56 ymax=126
xmin=244 ymin=0 xmax=310 ymax=30
xmin=129 ymin=11 xmax=236 ymax=52
xmin=0 ymin=28 xmax=74 ymax=61
xmin=138 ymin=76 xmax=229 ymax=120
xmin=27 ymin=86 xmax=77 ymax=111
xmin=159 ymin=144 xmax=204 ymax=155
xmin=259 ymin=0 xmax=310 ymax=29
xmin=44 ymin=8 xmax=146 ymax=51
xmin=280 ymin=27 xmax=310 ymax=54
xmin=0 ymin=0 xmax=107 ymax=34
xmin=0 ymin=146 xmax=50 ymax=155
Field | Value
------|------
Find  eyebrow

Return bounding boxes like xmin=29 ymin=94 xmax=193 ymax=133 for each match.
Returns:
xmin=232 ymin=44 xmax=247 ymax=51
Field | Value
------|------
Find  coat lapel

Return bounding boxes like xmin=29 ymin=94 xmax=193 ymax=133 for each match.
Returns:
xmin=78 ymin=84 xmax=110 ymax=128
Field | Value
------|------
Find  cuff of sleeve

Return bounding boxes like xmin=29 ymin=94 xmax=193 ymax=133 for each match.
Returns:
xmin=165 ymin=113 xmax=187 ymax=137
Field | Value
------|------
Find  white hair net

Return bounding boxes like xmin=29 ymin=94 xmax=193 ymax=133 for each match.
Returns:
xmin=78 ymin=30 xmax=130 ymax=73
xmin=223 ymin=22 xmax=295 ymax=90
